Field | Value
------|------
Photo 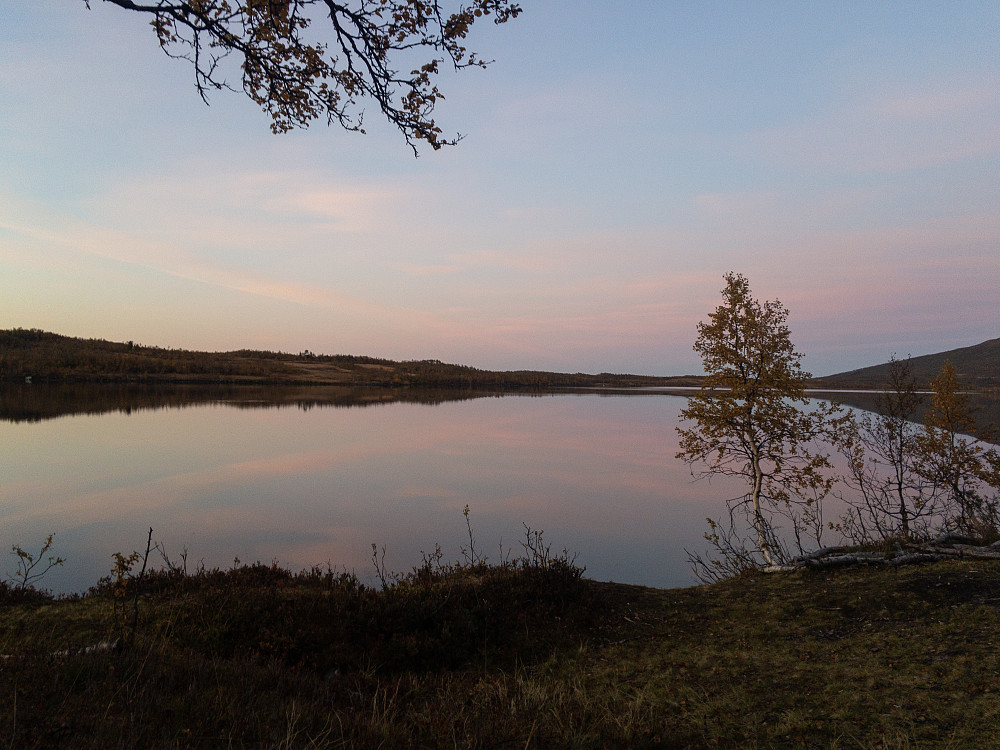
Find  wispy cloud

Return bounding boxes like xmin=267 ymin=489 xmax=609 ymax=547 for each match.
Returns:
xmin=389 ymin=262 xmax=462 ymax=277
xmin=5 ymin=3 xmax=999 ymax=374
xmin=447 ymin=248 xmax=565 ymax=273
xmin=873 ymin=84 xmax=996 ymax=120
xmin=748 ymin=77 xmax=1000 ymax=174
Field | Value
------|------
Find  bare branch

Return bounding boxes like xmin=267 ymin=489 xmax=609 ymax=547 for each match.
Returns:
xmin=90 ymin=0 xmax=522 ymax=153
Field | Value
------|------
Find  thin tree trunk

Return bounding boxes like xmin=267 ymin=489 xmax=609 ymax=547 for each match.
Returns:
xmin=750 ymin=445 xmax=777 ymax=565
xmin=895 ymin=424 xmax=910 ymax=537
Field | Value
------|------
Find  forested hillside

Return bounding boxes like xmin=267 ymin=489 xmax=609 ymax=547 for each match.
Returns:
xmin=0 ymin=329 xmax=693 ymax=389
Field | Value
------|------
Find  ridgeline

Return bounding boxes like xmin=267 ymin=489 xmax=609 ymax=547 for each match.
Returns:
xmin=4 ymin=328 xmax=997 ymax=391
xmin=3 ymin=328 xmax=997 ymax=434
xmin=811 ymin=336 xmax=1000 ymax=391
xmin=0 ymin=328 xmax=697 ymax=390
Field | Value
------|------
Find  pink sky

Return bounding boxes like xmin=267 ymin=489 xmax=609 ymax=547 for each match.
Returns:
xmin=2 ymin=2 xmax=998 ymax=375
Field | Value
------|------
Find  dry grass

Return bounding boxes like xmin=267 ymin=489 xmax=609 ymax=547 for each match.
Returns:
xmin=2 ymin=557 xmax=1000 ymax=748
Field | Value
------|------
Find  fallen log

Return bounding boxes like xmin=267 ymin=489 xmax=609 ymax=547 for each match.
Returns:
xmin=764 ymin=541 xmax=1000 ymax=573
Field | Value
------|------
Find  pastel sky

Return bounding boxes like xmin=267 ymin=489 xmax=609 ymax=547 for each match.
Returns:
xmin=2 ymin=1 xmax=998 ymax=376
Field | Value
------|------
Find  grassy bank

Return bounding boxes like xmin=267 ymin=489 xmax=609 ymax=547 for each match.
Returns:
xmin=2 ymin=554 xmax=1000 ymax=748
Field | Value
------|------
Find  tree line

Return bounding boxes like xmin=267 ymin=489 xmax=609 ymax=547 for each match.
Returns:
xmin=678 ymin=273 xmax=1000 ymax=579
xmin=0 ymin=329 xmax=291 ymax=381
xmin=0 ymin=328 xmax=686 ymax=390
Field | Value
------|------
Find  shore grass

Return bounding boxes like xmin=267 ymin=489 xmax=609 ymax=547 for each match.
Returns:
xmin=2 ymin=555 xmax=1000 ymax=748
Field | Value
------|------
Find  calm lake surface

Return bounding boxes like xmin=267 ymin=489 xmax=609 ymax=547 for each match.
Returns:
xmin=2 ymin=387 xmax=748 ymax=594
xmin=7 ymin=385 xmax=996 ymax=595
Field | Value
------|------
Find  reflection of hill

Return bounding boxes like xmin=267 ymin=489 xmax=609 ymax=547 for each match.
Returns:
xmin=812 ymin=390 xmax=1000 ymax=443
xmin=8 ymin=383 xmax=998 ymax=441
xmin=0 ymin=384 xmax=495 ymax=424
xmin=808 ymin=338 xmax=999 ymax=439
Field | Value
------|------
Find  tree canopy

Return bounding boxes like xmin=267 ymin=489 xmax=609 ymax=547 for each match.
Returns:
xmin=89 ymin=0 xmax=522 ymax=153
xmin=837 ymin=357 xmax=1000 ymax=544
xmin=918 ymin=360 xmax=1000 ymax=535
xmin=676 ymin=272 xmax=843 ymax=568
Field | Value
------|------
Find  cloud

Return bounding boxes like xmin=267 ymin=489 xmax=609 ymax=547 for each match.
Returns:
xmin=0 ymin=188 xmax=477 ymax=347
xmin=390 ymin=262 xmax=461 ymax=277
xmin=748 ymin=78 xmax=1000 ymax=174
xmin=448 ymin=248 xmax=564 ymax=273
xmin=83 ymin=166 xmax=406 ymax=244
xmin=266 ymin=184 xmax=407 ymax=233
xmin=874 ymin=85 xmax=996 ymax=120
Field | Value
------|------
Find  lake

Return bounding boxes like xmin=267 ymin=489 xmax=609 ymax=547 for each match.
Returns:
xmin=13 ymin=383 xmax=989 ymax=595
xmin=2 ymin=386 xmax=751 ymax=594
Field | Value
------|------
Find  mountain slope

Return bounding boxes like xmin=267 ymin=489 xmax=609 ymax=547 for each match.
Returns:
xmin=811 ymin=337 xmax=1000 ymax=390
xmin=0 ymin=328 xmax=695 ymax=389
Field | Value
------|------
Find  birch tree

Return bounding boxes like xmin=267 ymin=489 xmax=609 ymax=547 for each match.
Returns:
xmin=836 ymin=356 xmax=937 ymax=543
xmin=916 ymin=360 xmax=1000 ymax=536
xmin=676 ymin=272 xmax=843 ymax=567
xmin=86 ymin=0 xmax=522 ymax=153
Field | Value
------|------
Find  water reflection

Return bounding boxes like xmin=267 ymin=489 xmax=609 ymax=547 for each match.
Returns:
xmin=822 ymin=390 xmax=999 ymax=442
xmin=2 ymin=387 xmax=743 ymax=594
xmin=5 ymin=385 xmax=996 ymax=594
xmin=0 ymin=382 xmax=491 ymax=423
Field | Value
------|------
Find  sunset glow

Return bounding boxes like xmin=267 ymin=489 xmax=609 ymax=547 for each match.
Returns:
xmin=3 ymin=2 xmax=998 ymax=374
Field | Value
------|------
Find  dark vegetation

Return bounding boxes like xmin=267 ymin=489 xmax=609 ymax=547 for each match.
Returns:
xmin=811 ymin=337 xmax=1000 ymax=390
xmin=0 ymin=382 xmax=488 ymax=423
xmin=4 ymin=545 xmax=1000 ymax=747
xmin=0 ymin=328 xmax=695 ymax=390
xmin=3 ymin=325 xmax=995 ymax=438
xmin=6 ymin=327 xmax=995 ymax=393
xmin=811 ymin=337 xmax=1000 ymax=438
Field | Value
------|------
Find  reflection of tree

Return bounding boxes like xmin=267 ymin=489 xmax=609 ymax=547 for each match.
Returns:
xmin=0 ymin=384 xmax=488 ymax=424
xmin=819 ymin=391 xmax=999 ymax=445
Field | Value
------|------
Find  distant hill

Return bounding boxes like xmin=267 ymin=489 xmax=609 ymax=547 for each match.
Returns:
xmin=3 ymin=329 xmax=998 ymax=434
xmin=0 ymin=328 xmax=697 ymax=390
xmin=811 ymin=337 xmax=1000 ymax=391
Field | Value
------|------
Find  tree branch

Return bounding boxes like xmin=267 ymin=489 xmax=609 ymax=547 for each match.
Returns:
xmin=88 ymin=0 xmax=521 ymax=152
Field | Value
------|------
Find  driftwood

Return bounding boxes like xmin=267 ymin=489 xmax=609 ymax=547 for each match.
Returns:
xmin=763 ymin=537 xmax=1000 ymax=574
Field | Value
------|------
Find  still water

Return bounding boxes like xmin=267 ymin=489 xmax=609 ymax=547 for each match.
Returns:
xmin=2 ymin=388 xmax=743 ymax=594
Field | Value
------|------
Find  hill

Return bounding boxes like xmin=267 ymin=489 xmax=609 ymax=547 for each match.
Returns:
xmin=0 ymin=328 xmax=697 ymax=390
xmin=811 ymin=337 xmax=1000 ymax=390
xmin=7 ymin=327 xmax=996 ymax=395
